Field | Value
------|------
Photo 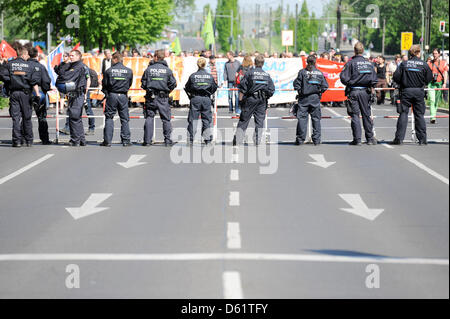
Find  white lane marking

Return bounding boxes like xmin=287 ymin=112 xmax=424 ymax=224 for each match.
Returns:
xmin=325 ymin=107 xmax=351 ymax=124
xmin=117 ymin=155 xmax=147 ymax=168
xmin=0 ymin=253 xmax=447 ymax=266
xmin=230 ymin=169 xmax=239 ymax=181
xmin=382 ymin=143 xmax=394 ymax=149
xmin=223 ymin=271 xmax=244 ymax=299
xmin=227 ymin=223 xmax=242 ymax=249
xmin=401 ymin=154 xmax=449 ymax=185
xmin=66 ymin=193 xmax=113 ymax=220
xmin=0 ymin=154 xmax=54 ymax=185
xmin=307 ymin=154 xmax=336 ymax=168
xmin=229 ymin=192 xmax=240 ymax=206
xmin=339 ymin=194 xmax=385 ymax=221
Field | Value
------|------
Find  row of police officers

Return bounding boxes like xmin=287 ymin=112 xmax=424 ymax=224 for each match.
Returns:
xmin=0 ymin=43 xmax=433 ymax=147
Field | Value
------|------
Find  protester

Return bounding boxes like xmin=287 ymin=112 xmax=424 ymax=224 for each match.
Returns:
xmin=375 ymin=56 xmax=388 ymax=105
xmin=427 ymin=48 xmax=448 ymax=124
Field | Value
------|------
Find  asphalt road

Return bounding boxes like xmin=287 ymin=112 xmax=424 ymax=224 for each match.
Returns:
xmin=0 ymin=102 xmax=448 ymax=298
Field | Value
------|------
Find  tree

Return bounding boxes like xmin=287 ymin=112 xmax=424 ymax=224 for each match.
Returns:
xmin=216 ymin=0 xmax=240 ymax=52
xmin=0 ymin=0 xmax=174 ymax=51
xmin=331 ymin=0 xmax=448 ymax=54
xmin=297 ymin=0 xmax=312 ymax=52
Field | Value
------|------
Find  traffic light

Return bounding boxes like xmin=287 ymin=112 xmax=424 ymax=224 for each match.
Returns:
xmin=440 ymin=21 xmax=446 ymax=32
xmin=372 ymin=18 xmax=378 ymax=29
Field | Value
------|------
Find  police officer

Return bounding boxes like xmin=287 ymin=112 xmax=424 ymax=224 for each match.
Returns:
xmin=391 ymin=45 xmax=433 ymax=145
xmin=185 ymin=57 xmax=218 ymax=145
xmin=100 ymin=52 xmax=133 ymax=147
xmin=56 ymin=50 xmax=90 ymax=146
xmin=233 ymin=55 xmax=275 ymax=146
xmin=141 ymin=49 xmax=177 ymax=146
xmin=2 ymin=47 xmax=40 ymax=147
xmin=340 ymin=42 xmax=378 ymax=145
xmin=293 ymin=55 xmax=328 ymax=145
xmin=28 ymin=47 xmax=52 ymax=145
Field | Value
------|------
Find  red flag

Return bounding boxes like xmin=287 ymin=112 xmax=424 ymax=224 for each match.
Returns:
xmin=73 ymin=42 xmax=81 ymax=51
xmin=36 ymin=45 xmax=43 ymax=55
xmin=302 ymin=56 xmax=346 ymax=102
xmin=0 ymin=40 xmax=17 ymax=59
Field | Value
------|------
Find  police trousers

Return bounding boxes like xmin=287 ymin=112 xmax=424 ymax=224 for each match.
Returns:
xmin=187 ymin=96 xmax=213 ymax=142
xmin=143 ymin=96 xmax=171 ymax=143
xmin=104 ymin=93 xmax=130 ymax=144
xmin=33 ymin=91 xmax=49 ymax=143
xmin=235 ymin=96 xmax=266 ymax=144
xmin=68 ymin=93 xmax=86 ymax=144
xmin=296 ymin=103 xmax=321 ymax=143
xmin=9 ymin=91 xmax=33 ymax=144
xmin=395 ymin=88 xmax=427 ymax=143
xmin=347 ymin=89 xmax=374 ymax=142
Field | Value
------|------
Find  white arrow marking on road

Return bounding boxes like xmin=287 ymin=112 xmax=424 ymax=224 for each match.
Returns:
xmin=339 ymin=194 xmax=385 ymax=221
xmin=307 ymin=154 xmax=336 ymax=168
xmin=117 ymin=155 xmax=147 ymax=168
xmin=66 ymin=193 xmax=113 ymax=220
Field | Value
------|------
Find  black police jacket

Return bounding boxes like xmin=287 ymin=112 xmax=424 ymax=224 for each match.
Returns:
xmin=340 ymin=55 xmax=378 ymax=88
xmin=293 ymin=66 xmax=329 ymax=97
xmin=3 ymin=57 xmax=40 ymax=92
xmin=238 ymin=67 xmax=275 ymax=98
xmin=141 ymin=60 xmax=177 ymax=93
xmin=393 ymin=56 xmax=433 ymax=89
xmin=55 ymin=60 xmax=89 ymax=90
xmin=184 ymin=68 xmax=218 ymax=97
xmin=102 ymin=62 xmax=133 ymax=94
xmin=29 ymin=58 xmax=51 ymax=93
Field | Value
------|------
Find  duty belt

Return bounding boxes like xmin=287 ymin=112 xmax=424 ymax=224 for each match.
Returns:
xmin=12 ymin=89 xmax=31 ymax=95
xmin=350 ymin=86 xmax=367 ymax=90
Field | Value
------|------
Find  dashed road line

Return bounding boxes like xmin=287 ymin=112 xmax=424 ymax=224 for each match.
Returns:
xmin=401 ymin=154 xmax=449 ymax=185
xmin=0 ymin=154 xmax=54 ymax=185
xmin=223 ymin=271 xmax=244 ymax=299
xmin=229 ymin=192 xmax=240 ymax=206
xmin=227 ymin=223 xmax=242 ymax=249
xmin=230 ymin=169 xmax=239 ymax=181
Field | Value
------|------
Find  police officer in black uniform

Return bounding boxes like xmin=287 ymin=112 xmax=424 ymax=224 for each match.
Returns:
xmin=185 ymin=57 xmax=218 ymax=145
xmin=340 ymin=42 xmax=378 ymax=145
xmin=391 ymin=44 xmax=432 ymax=145
xmin=233 ymin=55 xmax=275 ymax=146
xmin=293 ymin=55 xmax=328 ymax=145
xmin=141 ymin=49 xmax=177 ymax=146
xmin=100 ymin=52 xmax=133 ymax=147
xmin=28 ymin=47 xmax=52 ymax=145
xmin=56 ymin=50 xmax=90 ymax=146
xmin=2 ymin=47 xmax=40 ymax=147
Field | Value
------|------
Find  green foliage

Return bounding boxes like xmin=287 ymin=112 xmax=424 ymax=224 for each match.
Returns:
xmin=0 ymin=0 xmax=174 ymax=50
xmin=0 ymin=97 xmax=9 ymax=110
xmin=327 ymin=0 xmax=449 ymax=55
xmin=216 ymin=0 xmax=240 ymax=52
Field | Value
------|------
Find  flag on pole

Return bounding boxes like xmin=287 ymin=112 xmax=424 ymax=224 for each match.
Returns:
xmin=0 ymin=40 xmax=17 ymax=59
xmin=170 ymin=37 xmax=182 ymax=55
xmin=46 ymin=42 xmax=65 ymax=86
xmin=202 ymin=10 xmax=215 ymax=50
xmin=73 ymin=42 xmax=81 ymax=51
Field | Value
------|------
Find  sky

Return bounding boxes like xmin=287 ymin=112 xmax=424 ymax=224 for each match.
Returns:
xmin=194 ymin=0 xmax=328 ymax=16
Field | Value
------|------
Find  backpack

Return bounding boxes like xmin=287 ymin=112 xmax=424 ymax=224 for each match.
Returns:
xmin=89 ymin=68 xmax=99 ymax=88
